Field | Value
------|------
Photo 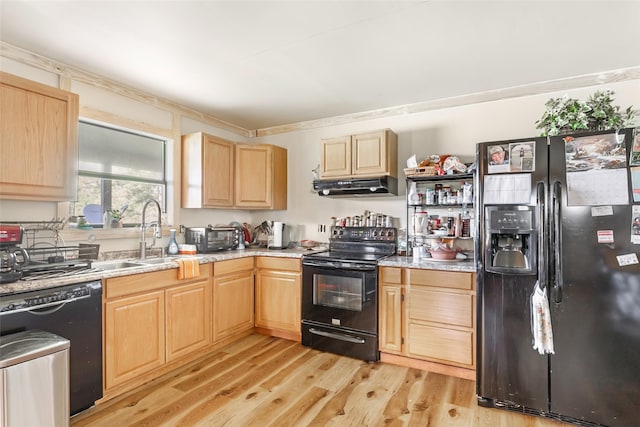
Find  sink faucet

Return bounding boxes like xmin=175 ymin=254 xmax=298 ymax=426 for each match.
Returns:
xmin=140 ymin=199 xmax=162 ymax=259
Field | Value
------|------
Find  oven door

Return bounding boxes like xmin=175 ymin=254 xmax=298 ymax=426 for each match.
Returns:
xmin=301 ymin=260 xmax=377 ymax=334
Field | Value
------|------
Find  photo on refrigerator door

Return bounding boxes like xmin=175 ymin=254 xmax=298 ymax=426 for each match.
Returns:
xmin=632 ymin=206 xmax=640 ymax=244
xmin=487 ymin=144 xmax=510 ymax=173
xmin=632 ymin=167 xmax=640 ymax=203
xmin=509 ymin=141 xmax=535 ymax=172
xmin=564 ymin=133 xmax=627 ymax=171
xmin=630 ymin=132 xmax=640 ymax=166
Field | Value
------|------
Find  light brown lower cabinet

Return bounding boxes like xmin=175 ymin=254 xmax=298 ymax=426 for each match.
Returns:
xmin=212 ymin=257 xmax=255 ymax=343
xmin=379 ymin=267 xmax=404 ymax=354
xmin=379 ymin=266 xmax=476 ymax=377
xmin=105 ymin=290 xmax=165 ymax=390
xmin=255 ymin=257 xmax=301 ymax=339
xmin=166 ymin=280 xmax=211 ymax=361
xmin=103 ymin=264 xmax=211 ymax=395
xmin=102 ymin=256 xmax=300 ymax=401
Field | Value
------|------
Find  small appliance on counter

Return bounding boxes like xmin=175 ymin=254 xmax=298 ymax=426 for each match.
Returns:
xmin=184 ymin=225 xmax=242 ymax=253
xmin=0 ymin=224 xmax=29 ymax=284
xmin=267 ymin=221 xmax=289 ymax=249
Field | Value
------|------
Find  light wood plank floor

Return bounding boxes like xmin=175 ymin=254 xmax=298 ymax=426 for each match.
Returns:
xmin=71 ymin=334 xmax=571 ymax=427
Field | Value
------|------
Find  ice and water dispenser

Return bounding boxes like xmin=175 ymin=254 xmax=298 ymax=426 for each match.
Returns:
xmin=485 ymin=206 xmax=536 ymax=274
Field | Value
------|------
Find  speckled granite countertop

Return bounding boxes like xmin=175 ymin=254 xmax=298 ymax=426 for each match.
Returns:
xmin=378 ymin=255 xmax=476 ymax=273
xmin=1 ymin=248 xmax=476 ymax=296
xmin=0 ymin=247 xmax=324 ymax=296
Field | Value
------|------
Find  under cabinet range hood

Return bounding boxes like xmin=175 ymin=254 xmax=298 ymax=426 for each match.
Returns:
xmin=313 ymin=176 xmax=398 ymax=197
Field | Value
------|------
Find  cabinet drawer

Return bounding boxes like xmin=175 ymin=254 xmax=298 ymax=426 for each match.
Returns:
xmin=256 ymin=256 xmax=301 ymax=272
xmin=409 ymin=287 xmax=473 ymax=328
xmin=380 ymin=267 xmax=403 ymax=284
xmin=213 ymin=257 xmax=254 ymax=276
xmin=408 ymin=269 xmax=474 ymax=290
xmin=105 ymin=264 xmax=210 ymax=299
xmin=408 ymin=323 xmax=473 ymax=366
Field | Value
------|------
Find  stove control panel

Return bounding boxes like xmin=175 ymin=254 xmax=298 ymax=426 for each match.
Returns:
xmin=330 ymin=226 xmax=396 ymax=242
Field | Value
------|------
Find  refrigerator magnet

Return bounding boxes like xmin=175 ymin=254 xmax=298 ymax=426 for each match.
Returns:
xmin=597 ymin=230 xmax=615 ymax=244
xmin=616 ymin=253 xmax=639 ymax=267
xmin=591 ymin=206 xmax=614 ymax=217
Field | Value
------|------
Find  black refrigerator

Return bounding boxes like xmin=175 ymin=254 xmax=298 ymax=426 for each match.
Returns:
xmin=476 ymin=128 xmax=640 ymax=426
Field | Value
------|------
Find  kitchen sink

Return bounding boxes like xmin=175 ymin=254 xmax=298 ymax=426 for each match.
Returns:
xmin=92 ymin=260 xmax=145 ymax=270
xmin=136 ymin=257 xmax=177 ymax=265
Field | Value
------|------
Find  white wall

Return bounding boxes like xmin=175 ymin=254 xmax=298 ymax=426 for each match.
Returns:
xmin=256 ymin=80 xmax=640 ymax=242
xmin=2 ymin=54 xmax=639 ymax=251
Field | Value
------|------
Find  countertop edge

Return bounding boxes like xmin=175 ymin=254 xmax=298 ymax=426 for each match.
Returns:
xmin=379 ymin=256 xmax=476 ymax=273
xmin=2 ymin=249 xmax=477 ymax=295
xmin=0 ymin=248 xmax=319 ymax=296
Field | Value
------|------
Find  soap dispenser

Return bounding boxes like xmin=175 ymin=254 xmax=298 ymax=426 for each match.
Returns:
xmin=167 ymin=228 xmax=179 ymax=255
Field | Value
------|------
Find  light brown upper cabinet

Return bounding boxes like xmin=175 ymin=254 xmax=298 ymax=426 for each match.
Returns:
xmin=0 ymin=72 xmax=79 ymax=201
xmin=182 ymin=132 xmax=235 ymax=208
xmin=235 ymin=143 xmax=287 ymax=210
xmin=319 ymin=129 xmax=397 ymax=179
xmin=182 ymin=133 xmax=287 ymax=210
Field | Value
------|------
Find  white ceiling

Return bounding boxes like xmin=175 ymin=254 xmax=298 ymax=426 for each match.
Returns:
xmin=2 ymin=1 xmax=639 ymax=131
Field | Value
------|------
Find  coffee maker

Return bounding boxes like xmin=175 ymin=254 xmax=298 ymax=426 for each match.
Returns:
xmin=0 ymin=224 xmax=30 ymax=283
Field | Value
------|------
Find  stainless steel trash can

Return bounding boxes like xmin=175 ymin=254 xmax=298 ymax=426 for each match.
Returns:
xmin=0 ymin=330 xmax=70 ymax=427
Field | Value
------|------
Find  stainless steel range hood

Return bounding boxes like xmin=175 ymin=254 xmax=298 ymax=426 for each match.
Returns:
xmin=313 ymin=176 xmax=398 ymax=197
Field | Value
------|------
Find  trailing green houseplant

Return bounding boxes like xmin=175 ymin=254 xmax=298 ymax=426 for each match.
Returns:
xmin=535 ymin=90 xmax=635 ymax=136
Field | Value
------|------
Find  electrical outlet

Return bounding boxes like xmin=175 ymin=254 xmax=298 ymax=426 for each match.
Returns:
xmin=317 ymin=224 xmax=327 ymax=233
xmin=179 ymin=224 xmax=186 ymax=234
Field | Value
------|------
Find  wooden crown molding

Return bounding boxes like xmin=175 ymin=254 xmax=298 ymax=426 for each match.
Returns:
xmin=256 ymin=67 xmax=640 ymax=137
xmin=0 ymin=42 xmax=253 ymax=138
xmin=3 ymin=42 xmax=638 ymax=139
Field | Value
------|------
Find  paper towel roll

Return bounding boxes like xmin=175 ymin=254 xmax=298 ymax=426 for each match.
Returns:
xmin=272 ymin=222 xmax=284 ymax=247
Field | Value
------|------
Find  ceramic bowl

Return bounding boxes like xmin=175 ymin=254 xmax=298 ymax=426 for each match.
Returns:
xmin=429 ymin=248 xmax=457 ymax=260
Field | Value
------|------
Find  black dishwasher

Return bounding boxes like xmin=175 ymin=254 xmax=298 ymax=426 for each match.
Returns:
xmin=0 ymin=280 xmax=103 ymax=415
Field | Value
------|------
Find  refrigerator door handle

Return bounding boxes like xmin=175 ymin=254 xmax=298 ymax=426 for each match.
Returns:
xmin=536 ymin=182 xmax=546 ymax=288
xmin=552 ymin=180 xmax=563 ymax=303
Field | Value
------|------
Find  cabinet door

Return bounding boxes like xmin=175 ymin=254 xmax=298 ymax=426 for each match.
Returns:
xmin=409 ymin=287 xmax=473 ymax=328
xmin=203 ymin=135 xmax=234 ymax=207
xmin=352 ymin=130 xmax=396 ymax=177
xmin=255 ymin=269 xmax=301 ymax=333
xmin=213 ymin=270 xmax=255 ymax=342
xmin=181 ymin=132 xmax=234 ymax=208
xmin=379 ymin=284 xmax=404 ymax=353
xmin=235 ymin=144 xmax=272 ymax=208
xmin=407 ymin=323 xmax=474 ymax=367
xmin=105 ymin=291 xmax=165 ymax=390
xmin=320 ymin=135 xmax=351 ymax=178
xmin=0 ymin=72 xmax=79 ymax=201
xmin=235 ymin=144 xmax=287 ymax=209
xmin=166 ymin=279 xmax=211 ymax=362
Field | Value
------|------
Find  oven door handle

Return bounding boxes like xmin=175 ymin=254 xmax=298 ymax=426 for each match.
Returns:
xmin=302 ymin=261 xmax=376 ymax=272
xmin=308 ymin=328 xmax=366 ymax=344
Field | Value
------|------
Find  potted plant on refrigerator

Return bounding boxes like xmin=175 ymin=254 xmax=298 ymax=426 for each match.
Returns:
xmin=535 ymin=90 xmax=635 ymax=136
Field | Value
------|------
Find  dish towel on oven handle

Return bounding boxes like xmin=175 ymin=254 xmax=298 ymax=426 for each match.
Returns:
xmin=531 ymin=281 xmax=555 ymax=355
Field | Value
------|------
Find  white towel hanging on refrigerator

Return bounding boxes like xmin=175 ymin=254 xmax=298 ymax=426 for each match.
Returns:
xmin=531 ymin=282 xmax=555 ymax=355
